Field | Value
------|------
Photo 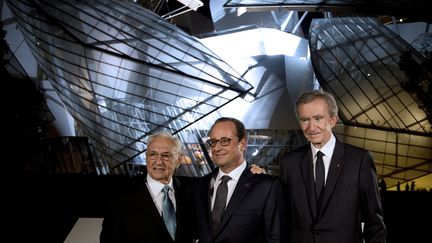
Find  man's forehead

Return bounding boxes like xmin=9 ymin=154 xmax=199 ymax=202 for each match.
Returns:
xmin=147 ymin=142 xmax=174 ymax=153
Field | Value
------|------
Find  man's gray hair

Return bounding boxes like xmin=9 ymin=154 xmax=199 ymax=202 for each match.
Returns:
xmin=295 ymin=90 xmax=339 ymax=120
xmin=147 ymin=131 xmax=183 ymax=154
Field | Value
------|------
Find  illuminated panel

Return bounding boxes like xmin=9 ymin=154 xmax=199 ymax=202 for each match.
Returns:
xmin=7 ymin=0 xmax=252 ymax=169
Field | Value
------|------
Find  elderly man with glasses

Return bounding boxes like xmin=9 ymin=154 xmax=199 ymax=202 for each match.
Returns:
xmin=100 ymin=131 xmax=195 ymax=243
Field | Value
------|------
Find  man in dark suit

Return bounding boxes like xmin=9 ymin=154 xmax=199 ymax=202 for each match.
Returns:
xmin=279 ymin=90 xmax=386 ymax=243
xmin=100 ymin=131 xmax=195 ymax=243
xmin=193 ymin=117 xmax=286 ymax=243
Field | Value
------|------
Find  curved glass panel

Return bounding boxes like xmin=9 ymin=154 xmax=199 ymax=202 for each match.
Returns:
xmin=6 ymin=0 xmax=252 ymax=171
xmin=224 ymin=0 xmax=432 ymax=21
xmin=309 ymin=17 xmax=431 ymax=135
xmin=309 ymin=17 xmax=432 ymax=188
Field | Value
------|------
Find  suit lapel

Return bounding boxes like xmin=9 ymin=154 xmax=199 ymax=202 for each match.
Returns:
xmin=319 ymin=140 xmax=345 ymax=219
xmin=138 ymin=176 xmax=167 ymax=227
xmin=141 ymin=174 xmax=175 ymax=242
xmin=203 ymin=171 xmax=217 ymax=237
xmin=216 ymin=166 xmax=253 ymax=235
xmin=173 ymin=177 xmax=184 ymax=239
xmin=299 ymin=148 xmax=318 ymax=221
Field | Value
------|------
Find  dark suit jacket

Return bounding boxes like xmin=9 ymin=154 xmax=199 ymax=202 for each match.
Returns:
xmin=193 ymin=165 xmax=286 ymax=243
xmin=279 ymin=139 xmax=386 ymax=243
xmin=100 ymin=174 xmax=195 ymax=243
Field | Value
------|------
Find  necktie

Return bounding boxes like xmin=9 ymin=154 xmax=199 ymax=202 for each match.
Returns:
xmin=212 ymin=175 xmax=231 ymax=234
xmin=162 ymin=185 xmax=176 ymax=240
xmin=315 ymin=151 xmax=325 ymax=201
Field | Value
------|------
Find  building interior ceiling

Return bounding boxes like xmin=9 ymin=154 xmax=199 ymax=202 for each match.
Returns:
xmin=164 ymin=1 xmax=432 ymax=188
xmin=2 ymin=0 xmax=431 ymax=189
xmin=223 ymin=0 xmax=432 ymax=23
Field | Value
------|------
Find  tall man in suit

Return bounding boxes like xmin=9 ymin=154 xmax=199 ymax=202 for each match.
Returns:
xmin=279 ymin=90 xmax=386 ymax=243
xmin=193 ymin=117 xmax=286 ymax=243
xmin=100 ymin=131 xmax=195 ymax=243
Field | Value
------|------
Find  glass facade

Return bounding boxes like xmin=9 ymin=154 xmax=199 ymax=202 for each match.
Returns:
xmin=309 ymin=17 xmax=432 ymax=187
xmin=6 ymin=0 xmax=252 ymax=173
xmin=4 ymin=1 xmax=430 ymax=186
xmin=223 ymin=0 xmax=431 ymax=19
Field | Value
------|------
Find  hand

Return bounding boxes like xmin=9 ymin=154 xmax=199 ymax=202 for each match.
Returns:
xmin=250 ymin=164 xmax=266 ymax=174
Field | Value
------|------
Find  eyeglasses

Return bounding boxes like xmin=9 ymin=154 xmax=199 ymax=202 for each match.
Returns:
xmin=147 ymin=152 xmax=175 ymax=162
xmin=207 ymin=138 xmax=238 ymax=147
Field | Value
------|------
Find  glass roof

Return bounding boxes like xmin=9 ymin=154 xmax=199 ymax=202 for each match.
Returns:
xmin=4 ymin=0 xmax=430 ymax=183
xmin=309 ymin=17 xmax=432 ymax=188
xmin=224 ymin=0 xmax=432 ymax=22
xmin=7 ymin=0 xmax=252 ymax=170
xmin=309 ymin=17 xmax=431 ymax=135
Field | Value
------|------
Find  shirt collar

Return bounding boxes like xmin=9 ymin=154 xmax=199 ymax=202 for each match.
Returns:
xmin=311 ymin=133 xmax=336 ymax=157
xmin=216 ymin=160 xmax=247 ymax=182
xmin=146 ymin=173 xmax=174 ymax=195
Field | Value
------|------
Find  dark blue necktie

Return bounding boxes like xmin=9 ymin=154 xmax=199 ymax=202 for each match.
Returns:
xmin=212 ymin=175 xmax=231 ymax=234
xmin=162 ymin=185 xmax=176 ymax=240
xmin=315 ymin=151 xmax=325 ymax=201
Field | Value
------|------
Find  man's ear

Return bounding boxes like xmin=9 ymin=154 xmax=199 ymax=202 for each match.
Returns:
xmin=330 ymin=115 xmax=339 ymax=128
xmin=239 ymin=138 xmax=247 ymax=152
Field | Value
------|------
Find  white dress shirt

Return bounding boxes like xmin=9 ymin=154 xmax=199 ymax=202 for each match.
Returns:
xmin=146 ymin=174 xmax=177 ymax=215
xmin=311 ymin=134 xmax=336 ymax=185
xmin=211 ymin=161 xmax=247 ymax=210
